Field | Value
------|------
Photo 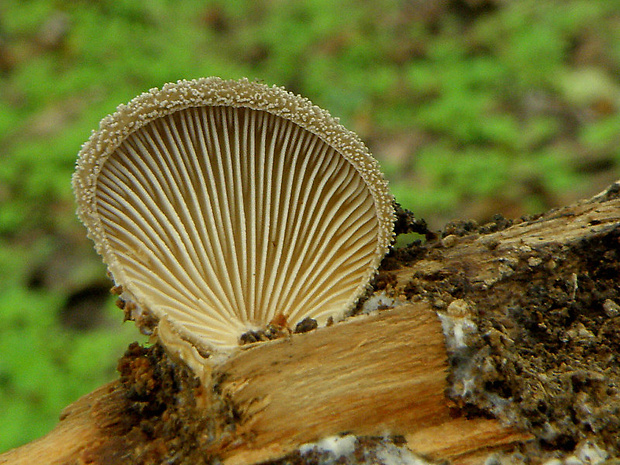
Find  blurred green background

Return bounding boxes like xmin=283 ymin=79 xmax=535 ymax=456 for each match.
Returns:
xmin=1 ymin=0 xmax=620 ymax=452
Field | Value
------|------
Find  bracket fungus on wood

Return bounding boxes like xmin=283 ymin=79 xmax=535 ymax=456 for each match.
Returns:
xmin=73 ymin=77 xmax=395 ymax=352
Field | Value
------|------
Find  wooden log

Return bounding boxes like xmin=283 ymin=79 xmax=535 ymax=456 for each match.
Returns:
xmin=0 ymin=306 xmax=527 ymax=465
xmin=0 ymin=382 xmax=126 ymax=465
xmin=1 ymin=182 xmax=618 ymax=465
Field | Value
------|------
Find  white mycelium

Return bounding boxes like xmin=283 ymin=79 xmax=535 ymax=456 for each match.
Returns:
xmin=73 ymin=77 xmax=395 ymax=350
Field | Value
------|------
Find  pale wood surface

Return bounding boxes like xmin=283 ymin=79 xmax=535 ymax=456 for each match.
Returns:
xmin=0 ymin=382 xmax=122 ymax=465
xmin=214 ymin=304 xmax=452 ymax=464
xmin=407 ymin=417 xmax=534 ymax=465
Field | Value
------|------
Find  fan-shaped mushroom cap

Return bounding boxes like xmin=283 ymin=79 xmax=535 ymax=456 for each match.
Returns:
xmin=73 ymin=77 xmax=394 ymax=350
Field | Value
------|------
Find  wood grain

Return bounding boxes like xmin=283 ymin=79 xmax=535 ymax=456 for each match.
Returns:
xmin=214 ymin=304 xmax=450 ymax=464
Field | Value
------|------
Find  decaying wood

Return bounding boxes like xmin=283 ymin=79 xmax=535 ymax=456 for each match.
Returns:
xmin=392 ymin=184 xmax=620 ymax=291
xmin=1 ymin=307 xmax=525 ymax=465
xmin=406 ymin=417 xmax=534 ymax=465
xmin=0 ymin=382 xmax=125 ymax=465
xmin=214 ymin=304 xmax=452 ymax=464
xmin=1 ymin=182 xmax=618 ymax=465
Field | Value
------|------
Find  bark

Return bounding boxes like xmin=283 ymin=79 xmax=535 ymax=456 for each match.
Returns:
xmin=1 ymin=182 xmax=619 ymax=465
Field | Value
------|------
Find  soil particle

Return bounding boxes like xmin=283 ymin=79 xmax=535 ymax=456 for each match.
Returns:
xmin=394 ymin=203 xmax=436 ymax=240
xmin=294 ymin=317 xmax=319 ymax=333
xmin=84 ymin=343 xmax=215 ymax=465
xmin=239 ymin=323 xmax=292 ymax=344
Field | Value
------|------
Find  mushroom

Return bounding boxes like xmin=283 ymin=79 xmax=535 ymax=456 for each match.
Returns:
xmin=73 ymin=77 xmax=394 ymax=352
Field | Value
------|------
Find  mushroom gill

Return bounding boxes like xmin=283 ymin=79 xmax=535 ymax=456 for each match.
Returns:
xmin=73 ymin=77 xmax=394 ymax=350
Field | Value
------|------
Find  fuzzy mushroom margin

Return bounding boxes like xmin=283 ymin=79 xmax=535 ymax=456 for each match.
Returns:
xmin=72 ymin=77 xmax=395 ymax=352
